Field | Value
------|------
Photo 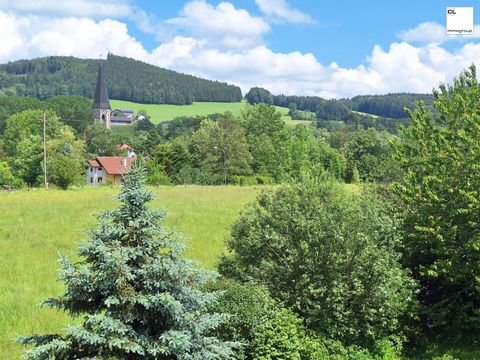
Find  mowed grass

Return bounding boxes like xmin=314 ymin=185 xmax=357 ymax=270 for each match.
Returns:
xmin=0 ymin=186 xmax=258 ymax=358
xmin=110 ymin=100 xmax=249 ymax=124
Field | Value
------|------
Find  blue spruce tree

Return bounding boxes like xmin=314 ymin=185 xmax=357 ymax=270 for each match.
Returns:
xmin=19 ymin=166 xmax=237 ymax=359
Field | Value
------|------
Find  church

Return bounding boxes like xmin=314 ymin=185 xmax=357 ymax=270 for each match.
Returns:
xmin=87 ymin=62 xmax=137 ymax=186
xmin=92 ymin=62 xmax=134 ymax=128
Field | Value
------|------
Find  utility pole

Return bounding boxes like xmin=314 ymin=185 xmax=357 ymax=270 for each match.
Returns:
xmin=213 ymin=146 xmax=227 ymax=185
xmin=43 ymin=112 xmax=48 ymax=189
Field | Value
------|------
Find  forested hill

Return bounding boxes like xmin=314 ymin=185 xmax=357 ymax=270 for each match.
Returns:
xmin=0 ymin=54 xmax=242 ymax=105
xmin=272 ymin=93 xmax=434 ymax=120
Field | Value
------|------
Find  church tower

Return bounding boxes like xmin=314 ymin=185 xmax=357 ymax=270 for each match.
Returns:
xmin=92 ymin=61 xmax=112 ymax=129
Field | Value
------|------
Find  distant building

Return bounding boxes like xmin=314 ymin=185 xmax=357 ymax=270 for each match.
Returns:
xmin=92 ymin=63 xmax=135 ymax=128
xmin=116 ymin=143 xmax=137 ymax=157
xmin=116 ymin=143 xmax=132 ymax=151
xmin=86 ymin=156 xmax=135 ymax=186
xmin=111 ymin=109 xmax=134 ymax=126
xmin=92 ymin=62 xmax=112 ymax=129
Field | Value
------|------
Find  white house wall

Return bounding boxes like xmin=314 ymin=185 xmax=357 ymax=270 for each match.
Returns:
xmin=86 ymin=166 xmax=107 ymax=186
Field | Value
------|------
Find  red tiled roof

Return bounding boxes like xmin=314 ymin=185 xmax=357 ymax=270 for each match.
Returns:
xmin=88 ymin=159 xmax=100 ymax=167
xmin=96 ymin=157 xmax=135 ymax=175
xmin=116 ymin=143 xmax=131 ymax=150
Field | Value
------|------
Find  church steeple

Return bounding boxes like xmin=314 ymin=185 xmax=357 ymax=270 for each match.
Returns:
xmin=92 ymin=61 xmax=111 ymax=110
xmin=92 ymin=60 xmax=112 ymax=129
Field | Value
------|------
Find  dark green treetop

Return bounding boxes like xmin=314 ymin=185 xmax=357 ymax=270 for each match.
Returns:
xmin=19 ymin=166 xmax=237 ymax=359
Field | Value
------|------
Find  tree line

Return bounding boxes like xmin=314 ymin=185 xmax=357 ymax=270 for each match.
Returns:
xmin=246 ymin=87 xmax=434 ymax=133
xmin=0 ymin=98 xmax=402 ymax=189
xmin=0 ymin=54 xmax=242 ymax=104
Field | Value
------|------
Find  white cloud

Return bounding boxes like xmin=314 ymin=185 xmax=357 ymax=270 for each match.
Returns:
xmin=0 ymin=12 xmax=29 ymax=61
xmin=147 ymin=1 xmax=270 ymax=49
xmin=146 ymin=36 xmax=480 ymax=98
xmin=398 ymin=22 xmax=446 ymax=43
xmin=1 ymin=5 xmax=480 ymax=99
xmin=399 ymin=21 xmax=480 ymax=44
xmin=0 ymin=0 xmax=133 ymax=18
xmin=255 ymin=0 xmax=315 ymax=24
xmin=0 ymin=13 xmax=148 ymax=63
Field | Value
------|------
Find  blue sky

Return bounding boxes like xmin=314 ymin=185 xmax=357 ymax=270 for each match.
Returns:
xmin=0 ymin=0 xmax=480 ymax=98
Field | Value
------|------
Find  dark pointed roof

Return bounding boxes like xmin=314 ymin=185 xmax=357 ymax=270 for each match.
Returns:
xmin=92 ymin=61 xmax=111 ymax=110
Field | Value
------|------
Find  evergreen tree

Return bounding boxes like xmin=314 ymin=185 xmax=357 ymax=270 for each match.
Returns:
xmin=19 ymin=166 xmax=237 ymax=359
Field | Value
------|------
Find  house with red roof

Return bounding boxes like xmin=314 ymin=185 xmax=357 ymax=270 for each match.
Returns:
xmin=86 ymin=156 xmax=135 ymax=185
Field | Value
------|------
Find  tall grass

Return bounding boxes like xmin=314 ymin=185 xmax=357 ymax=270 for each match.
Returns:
xmin=0 ymin=186 xmax=258 ymax=358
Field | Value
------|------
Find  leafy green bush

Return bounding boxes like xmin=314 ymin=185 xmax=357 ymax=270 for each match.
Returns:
xmin=231 ymin=175 xmax=274 ymax=186
xmin=290 ymin=110 xmax=316 ymax=121
xmin=207 ymin=279 xmax=276 ymax=348
xmin=145 ymin=162 xmax=171 ymax=185
xmin=251 ymin=308 xmax=303 ymax=360
xmin=208 ymin=279 xmax=403 ymax=359
xmin=220 ymin=179 xmax=417 ymax=349
xmin=0 ymin=161 xmax=19 ymax=187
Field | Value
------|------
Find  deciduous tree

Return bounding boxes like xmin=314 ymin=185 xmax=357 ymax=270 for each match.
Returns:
xmin=220 ymin=179 xmax=416 ymax=348
xmin=393 ymin=65 xmax=480 ymax=332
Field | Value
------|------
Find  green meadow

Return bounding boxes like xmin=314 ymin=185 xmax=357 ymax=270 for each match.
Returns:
xmin=111 ymin=99 xmax=248 ymax=123
xmin=0 ymin=183 xmax=476 ymax=359
xmin=0 ymin=186 xmax=258 ymax=358
xmin=110 ymin=99 xmax=303 ymax=125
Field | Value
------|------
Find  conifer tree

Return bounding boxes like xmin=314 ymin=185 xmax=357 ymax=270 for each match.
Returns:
xmin=19 ymin=166 xmax=237 ymax=359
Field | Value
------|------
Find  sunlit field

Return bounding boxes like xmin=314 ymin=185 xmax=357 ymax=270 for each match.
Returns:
xmin=0 ymin=185 xmax=258 ymax=358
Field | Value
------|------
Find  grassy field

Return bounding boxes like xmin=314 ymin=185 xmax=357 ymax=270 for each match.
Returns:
xmin=110 ymin=99 xmax=305 ymax=126
xmin=2 ymin=184 xmax=467 ymax=359
xmin=110 ymin=99 xmax=249 ymax=123
xmin=0 ymin=186 xmax=258 ymax=358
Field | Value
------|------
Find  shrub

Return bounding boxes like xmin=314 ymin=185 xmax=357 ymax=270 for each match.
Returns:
xmin=208 ymin=280 xmax=400 ymax=359
xmin=145 ymin=162 xmax=171 ymax=185
xmin=231 ymin=175 xmax=274 ymax=186
xmin=220 ymin=179 xmax=417 ymax=349
xmin=251 ymin=308 xmax=303 ymax=360
xmin=207 ymin=279 xmax=276 ymax=347
xmin=0 ymin=160 xmax=19 ymax=187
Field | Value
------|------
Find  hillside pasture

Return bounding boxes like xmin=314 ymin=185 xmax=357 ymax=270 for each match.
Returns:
xmin=110 ymin=99 xmax=296 ymax=125
xmin=110 ymin=100 xmax=248 ymax=123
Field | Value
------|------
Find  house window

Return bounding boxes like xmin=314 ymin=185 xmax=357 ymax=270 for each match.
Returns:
xmin=90 ymin=177 xmax=93 ymax=183
xmin=90 ymin=168 xmax=93 ymax=173
xmin=98 ymin=177 xmax=103 ymax=183
xmin=98 ymin=167 xmax=103 ymax=171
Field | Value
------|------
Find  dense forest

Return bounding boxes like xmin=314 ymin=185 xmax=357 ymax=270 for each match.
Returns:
xmin=0 ymin=54 xmax=242 ymax=104
xmin=271 ymin=93 xmax=433 ymax=120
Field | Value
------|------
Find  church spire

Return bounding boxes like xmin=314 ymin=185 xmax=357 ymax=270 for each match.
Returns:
xmin=92 ymin=60 xmax=111 ymax=110
xmin=92 ymin=60 xmax=112 ymax=129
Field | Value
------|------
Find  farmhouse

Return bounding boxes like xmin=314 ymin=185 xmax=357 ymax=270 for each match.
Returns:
xmin=86 ymin=156 xmax=135 ymax=186
xmin=111 ymin=109 xmax=135 ymax=126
